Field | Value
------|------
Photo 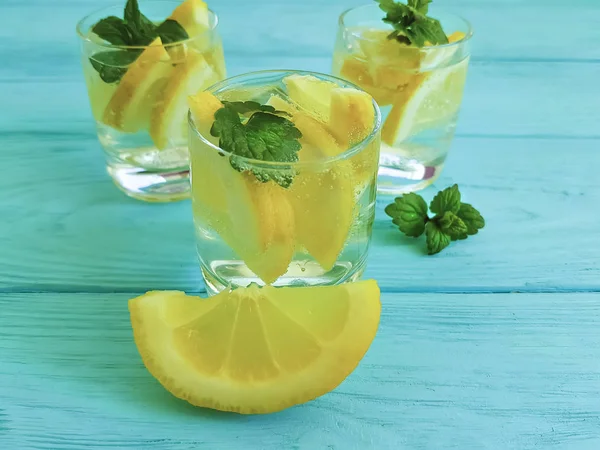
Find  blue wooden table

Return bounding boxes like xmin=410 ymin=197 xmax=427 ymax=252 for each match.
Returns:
xmin=2 ymin=0 xmax=600 ymax=448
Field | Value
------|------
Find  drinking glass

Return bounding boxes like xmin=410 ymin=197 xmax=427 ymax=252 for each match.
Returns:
xmin=189 ymin=70 xmax=381 ymax=295
xmin=76 ymin=1 xmax=226 ymax=201
xmin=333 ymin=4 xmax=472 ymax=194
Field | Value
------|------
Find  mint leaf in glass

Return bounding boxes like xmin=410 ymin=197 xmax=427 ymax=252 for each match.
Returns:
xmin=210 ymin=102 xmax=302 ymax=188
xmin=376 ymin=0 xmax=449 ymax=47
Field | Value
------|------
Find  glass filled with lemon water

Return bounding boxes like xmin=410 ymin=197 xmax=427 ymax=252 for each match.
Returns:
xmin=76 ymin=0 xmax=225 ymax=202
xmin=188 ymin=70 xmax=381 ymax=295
xmin=333 ymin=3 xmax=472 ymax=194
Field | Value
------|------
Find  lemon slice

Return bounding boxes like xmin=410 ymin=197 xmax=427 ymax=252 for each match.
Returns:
xmin=339 ymin=57 xmax=397 ymax=107
xmin=83 ymin=59 xmax=117 ymax=122
xmin=267 ymin=94 xmax=341 ymax=157
xmin=381 ymin=56 xmax=469 ymax=145
xmin=283 ymin=74 xmax=337 ymax=121
xmin=166 ymin=0 xmax=211 ymax=61
xmin=188 ymin=92 xmax=295 ymax=284
xmin=170 ymin=0 xmax=210 ymax=36
xmin=150 ymin=52 xmax=219 ymax=149
xmin=129 ymin=279 xmax=381 ymax=414
xmin=329 ymin=87 xmax=375 ymax=147
xmin=102 ymin=38 xmax=171 ymax=133
xmin=287 ymin=163 xmax=356 ymax=271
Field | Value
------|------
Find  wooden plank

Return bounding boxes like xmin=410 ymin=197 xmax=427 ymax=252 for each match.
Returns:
xmin=1 ymin=292 xmax=599 ymax=449
xmin=1 ymin=0 xmax=599 ymax=63
xmin=0 ymin=136 xmax=598 ymax=293
xmin=2 ymin=59 xmax=599 ymax=139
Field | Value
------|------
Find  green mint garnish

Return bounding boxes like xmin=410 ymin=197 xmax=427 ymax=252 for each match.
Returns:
xmin=89 ymin=50 xmax=141 ymax=84
xmin=376 ymin=0 xmax=448 ymax=47
xmin=210 ymin=101 xmax=302 ymax=189
xmin=383 ymin=192 xmax=428 ymax=237
xmin=89 ymin=0 xmax=189 ymax=83
xmin=385 ymin=184 xmax=485 ymax=254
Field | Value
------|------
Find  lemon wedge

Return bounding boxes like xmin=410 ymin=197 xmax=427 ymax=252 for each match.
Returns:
xmin=149 ymin=52 xmax=219 ymax=149
xmin=284 ymin=74 xmax=337 ymax=121
xmin=339 ymin=57 xmax=397 ymax=107
xmin=170 ymin=0 xmax=210 ymax=36
xmin=188 ymin=92 xmax=295 ymax=284
xmin=381 ymin=56 xmax=469 ymax=145
xmin=83 ymin=60 xmax=118 ymax=122
xmin=329 ymin=87 xmax=375 ymax=147
xmin=287 ymin=164 xmax=356 ymax=271
xmin=129 ymin=279 xmax=381 ymax=414
xmin=102 ymin=38 xmax=171 ymax=133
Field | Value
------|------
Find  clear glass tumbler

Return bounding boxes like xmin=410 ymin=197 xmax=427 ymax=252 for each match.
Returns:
xmin=188 ymin=70 xmax=381 ymax=295
xmin=333 ymin=4 xmax=472 ymax=195
xmin=76 ymin=1 xmax=226 ymax=202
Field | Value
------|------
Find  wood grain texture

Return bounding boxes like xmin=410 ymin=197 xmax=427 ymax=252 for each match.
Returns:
xmin=1 ymin=135 xmax=598 ymax=293
xmin=1 ymin=292 xmax=600 ymax=449
xmin=1 ymin=0 xmax=599 ymax=448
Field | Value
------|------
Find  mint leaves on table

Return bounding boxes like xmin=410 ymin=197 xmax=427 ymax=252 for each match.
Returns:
xmin=376 ymin=0 xmax=448 ymax=47
xmin=89 ymin=0 xmax=188 ymax=83
xmin=210 ymin=102 xmax=302 ymax=188
xmin=385 ymin=184 xmax=485 ymax=254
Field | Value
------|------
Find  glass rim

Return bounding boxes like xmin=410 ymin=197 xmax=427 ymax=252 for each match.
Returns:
xmin=75 ymin=0 xmax=219 ymax=51
xmin=188 ymin=69 xmax=382 ymax=170
xmin=338 ymin=4 xmax=474 ymax=48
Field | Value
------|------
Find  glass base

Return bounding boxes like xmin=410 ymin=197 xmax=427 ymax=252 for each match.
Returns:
xmin=201 ymin=257 xmax=367 ymax=297
xmin=377 ymin=159 xmax=444 ymax=195
xmin=107 ymin=163 xmax=190 ymax=202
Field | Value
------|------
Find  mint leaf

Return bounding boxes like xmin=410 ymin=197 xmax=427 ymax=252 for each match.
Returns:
xmin=384 ymin=193 xmax=428 ymax=237
xmin=211 ymin=103 xmax=302 ymax=188
xmin=437 ymin=211 xmax=468 ymax=240
xmin=124 ymin=0 xmax=157 ymax=45
xmin=457 ymin=203 xmax=485 ymax=236
xmin=377 ymin=0 xmax=448 ymax=47
xmin=425 ymin=221 xmax=450 ymax=255
xmin=245 ymin=113 xmax=302 ymax=163
xmin=430 ymin=184 xmax=461 ymax=215
xmin=410 ymin=16 xmax=448 ymax=47
xmin=91 ymin=16 xmax=135 ymax=46
xmin=408 ymin=0 xmax=432 ymax=14
xmin=156 ymin=19 xmax=189 ymax=44
xmin=89 ymin=50 xmax=141 ymax=83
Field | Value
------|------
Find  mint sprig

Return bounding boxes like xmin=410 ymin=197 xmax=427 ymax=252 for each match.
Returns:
xmin=210 ymin=102 xmax=302 ymax=189
xmin=376 ymin=0 xmax=448 ymax=47
xmin=89 ymin=0 xmax=188 ymax=83
xmin=385 ymin=184 xmax=485 ymax=254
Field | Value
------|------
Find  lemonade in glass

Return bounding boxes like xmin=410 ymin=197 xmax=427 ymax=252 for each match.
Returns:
xmin=76 ymin=0 xmax=225 ymax=201
xmin=188 ymin=71 xmax=381 ymax=295
xmin=333 ymin=1 xmax=472 ymax=194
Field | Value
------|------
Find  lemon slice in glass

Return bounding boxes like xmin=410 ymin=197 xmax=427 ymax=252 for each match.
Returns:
xmin=381 ymin=56 xmax=469 ymax=145
xmin=150 ymin=53 xmax=219 ymax=149
xmin=102 ymin=37 xmax=171 ymax=133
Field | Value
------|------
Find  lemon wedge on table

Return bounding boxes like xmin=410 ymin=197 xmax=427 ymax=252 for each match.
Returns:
xmin=102 ymin=37 xmax=171 ymax=133
xmin=149 ymin=52 xmax=219 ymax=149
xmin=129 ymin=280 xmax=381 ymax=414
xmin=188 ymin=92 xmax=295 ymax=284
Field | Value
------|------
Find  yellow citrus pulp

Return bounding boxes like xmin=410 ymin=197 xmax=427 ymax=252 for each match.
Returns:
xmin=129 ymin=279 xmax=381 ymax=413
